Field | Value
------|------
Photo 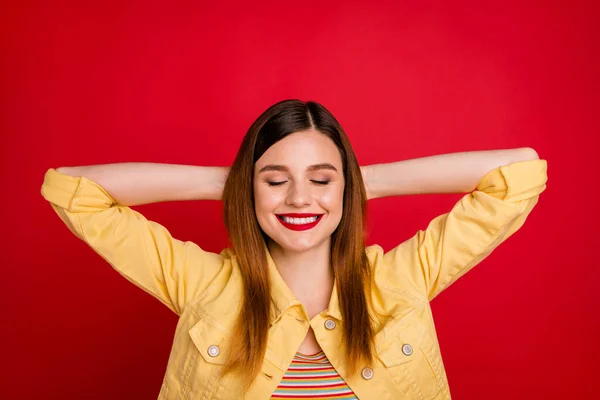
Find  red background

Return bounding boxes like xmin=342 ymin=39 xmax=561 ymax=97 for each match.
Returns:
xmin=2 ymin=1 xmax=599 ymax=399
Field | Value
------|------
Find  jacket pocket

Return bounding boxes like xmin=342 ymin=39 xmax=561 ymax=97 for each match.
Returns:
xmin=377 ymin=323 xmax=443 ymax=400
xmin=179 ymin=317 xmax=239 ymax=399
xmin=189 ymin=317 xmax=231 ymax=366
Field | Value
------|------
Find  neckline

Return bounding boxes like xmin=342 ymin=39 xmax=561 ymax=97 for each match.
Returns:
xmin=296 ymin=349 xmax=325 ymax=357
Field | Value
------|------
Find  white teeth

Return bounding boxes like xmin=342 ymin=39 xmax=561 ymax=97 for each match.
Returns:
xmin=282 ymin=216 xmax=319 ymax=225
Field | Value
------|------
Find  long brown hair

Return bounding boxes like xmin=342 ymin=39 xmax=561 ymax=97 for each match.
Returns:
xmin=222 ymin=99 xmax=375 ymax=389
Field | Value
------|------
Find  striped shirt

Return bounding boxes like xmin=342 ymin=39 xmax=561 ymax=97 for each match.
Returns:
xmin=271 ymin=350 xmax=358 ymax=399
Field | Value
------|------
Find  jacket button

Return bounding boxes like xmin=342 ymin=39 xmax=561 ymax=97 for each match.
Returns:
xmin=207 ymin=345 xmax=220 ymax=357
xmin=361 ymin=367 xmax=374 ymax=380
xmin=324 ymin=319 xmax=336 ymax=330
xmin=402 ymin=344 xmax=413 ymax=356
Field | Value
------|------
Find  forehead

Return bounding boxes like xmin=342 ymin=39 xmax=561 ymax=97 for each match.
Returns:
xmin=255 ymin=130 xmax=342 ymax=169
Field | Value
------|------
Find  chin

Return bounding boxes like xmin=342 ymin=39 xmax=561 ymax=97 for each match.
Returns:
xmin=266 ymin=235 xmax=314 ymax=252
xmin=287 ymin=243 xmax=317 ymax=253
xmin=274 ymin=240 xmax=311 ymax=252
xmin=287 ymin=236 xmax=331 ymax=253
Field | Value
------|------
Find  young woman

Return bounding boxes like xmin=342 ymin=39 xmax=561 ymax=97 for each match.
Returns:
xmin=41 ymin=99 xmax=547 ymax=399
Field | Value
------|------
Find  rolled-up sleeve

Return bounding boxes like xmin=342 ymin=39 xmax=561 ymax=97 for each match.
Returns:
xmin=41 ymin=168 xmax=226 ymax=315
xmin=382 ymin=159 xmax=548 ymax=301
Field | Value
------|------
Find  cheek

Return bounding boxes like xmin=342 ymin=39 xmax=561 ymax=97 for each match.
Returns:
xmin=254 ymin=187 xmax=281 ymax=217
xmin=253 ymin=198 xmax=271 ymax=233
xmin=320 ymin=187 xmax=344 ymax=213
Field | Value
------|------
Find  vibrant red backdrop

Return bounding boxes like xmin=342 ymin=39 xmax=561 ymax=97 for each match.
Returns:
xmin=2 ymin=1 xmax=598 ymax=399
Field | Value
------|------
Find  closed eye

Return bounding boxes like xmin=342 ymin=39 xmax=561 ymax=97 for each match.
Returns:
xmin=266 ymin=180 xmax=330 ymax=186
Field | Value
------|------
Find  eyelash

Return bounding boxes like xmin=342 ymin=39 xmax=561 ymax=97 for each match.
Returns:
xmin=267 ymin=180 xmax=330 ymax=186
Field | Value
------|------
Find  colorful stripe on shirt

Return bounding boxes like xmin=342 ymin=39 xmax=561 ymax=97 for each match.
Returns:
xmin=271 ymin=350 xmax=358 ymax=399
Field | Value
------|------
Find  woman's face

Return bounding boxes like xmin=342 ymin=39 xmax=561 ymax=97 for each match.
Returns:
xmin=253 ymin=130 xmax=345 ymax=253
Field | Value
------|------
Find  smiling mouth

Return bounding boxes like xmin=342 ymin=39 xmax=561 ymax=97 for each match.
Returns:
xmin=276 ymin=214 xmax=324 ymax=231
xmin=277 ymin=215 xmax=321 ymax=225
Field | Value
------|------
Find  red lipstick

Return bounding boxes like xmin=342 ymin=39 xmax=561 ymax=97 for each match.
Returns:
xmin=276 ymin=213 xmax=324 ymax=231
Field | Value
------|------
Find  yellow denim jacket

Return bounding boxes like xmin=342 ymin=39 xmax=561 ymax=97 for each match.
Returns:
xmin=41 ymin=159 xmax=547 ymax=400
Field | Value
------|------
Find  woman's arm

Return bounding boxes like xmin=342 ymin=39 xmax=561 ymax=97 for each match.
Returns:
xmin=57 ymin=163 xmax=230 ymax=206
xmin=361 ymin=147 xmax=539 ymax=200
xmin=366 ymin=148 xmax=547 ymax=300
xmin=42 ymin=163 xmax=232 ymax=314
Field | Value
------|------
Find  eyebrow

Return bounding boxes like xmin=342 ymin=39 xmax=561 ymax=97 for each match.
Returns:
xmin=258 ymin=163 xmax=339 ymax=174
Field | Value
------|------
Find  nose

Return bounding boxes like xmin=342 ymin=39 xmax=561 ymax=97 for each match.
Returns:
xmin=285 ymin=180 xmax=312 ymax=207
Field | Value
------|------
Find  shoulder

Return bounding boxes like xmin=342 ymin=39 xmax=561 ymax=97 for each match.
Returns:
xmin=219 ymin=247 xmax=236 ymax=260
xmin=366 ymin=244 xmax=384 ymax=256
xmin=365 ymin=244 xmax=387 ymax=269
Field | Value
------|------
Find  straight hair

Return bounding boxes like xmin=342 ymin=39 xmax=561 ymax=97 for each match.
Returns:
xmin=221 ymin=99 xmax=375 ymax=390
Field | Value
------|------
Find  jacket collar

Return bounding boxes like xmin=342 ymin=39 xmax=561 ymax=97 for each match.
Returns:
xmin=264 ymin=245 xmax=343 ymax=325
